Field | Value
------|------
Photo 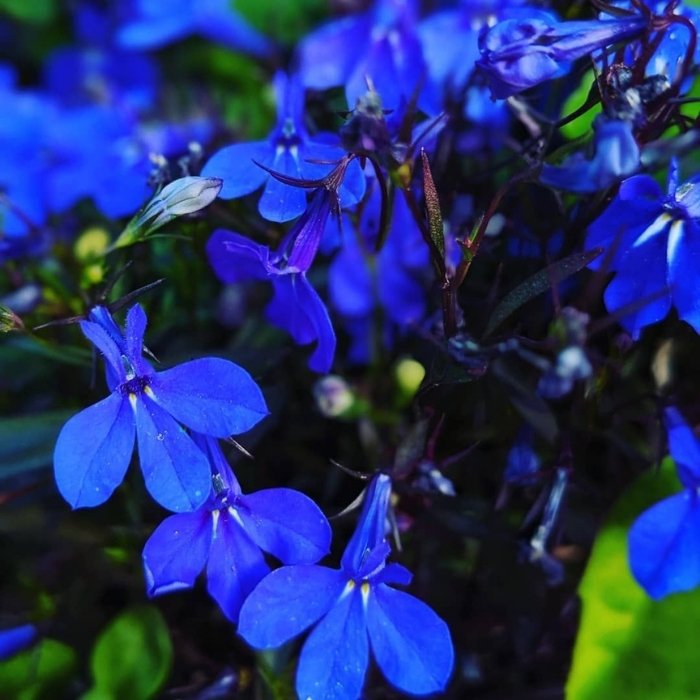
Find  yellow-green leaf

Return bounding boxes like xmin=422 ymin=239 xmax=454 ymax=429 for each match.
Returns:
xmin=82 ymin=606 xmax=173 ymax=700
xmin=567 ymin=458 xmax=700 ymax=699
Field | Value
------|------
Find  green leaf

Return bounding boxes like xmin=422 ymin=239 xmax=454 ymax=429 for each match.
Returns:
xmin=483 ymin=248 xmax=602 ymax=337
xmin=567 ymin=458 xmax=700 ymax=699
xmin=0 ymin=410 xmax=76 ymax=480
xmin=1 ymin=335 xmax=92 ymax=368
xmin=0 ymin=0 xmax=56 ymax=22
xmin=83 ymin=606 xmax=173 ymax=700
xmin=560 ymin=70 xmax=602 ymax=141
xmin=235 ymin=0 xmax=327 ymax=44
xmin=0 ymin=639 xmax=77 ymax=700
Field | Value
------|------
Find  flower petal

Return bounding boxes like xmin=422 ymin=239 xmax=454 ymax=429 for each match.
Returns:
xmin=0 ymin=625 xmax=38 ymax=661
xmin=206 ymin=510 xmax=270 ymax=623
xmin=201 ymin=142 xmax=271 ymax=199
xmin=238 ymin=565 xmax=346 ymax=648
xmin=134 ymin=397 xmax=211 ymax=512
xmin=258 ymin=149 xmax=308 ymax=223
xmin=298 ymin=15 xmax=369 ymax=90
xmin=125 ymin=304 xmax=148 ymax=360
xmin=665 ymin=407 xmax=700 ymax=488
xmin=296 ymin=586 xmax=368 ymax=700
xmin=149 ymin=358 xmax=268 ymax=437
xmin=367 ymin=583 xmax=454 ymax=695
xmin=236 ymin=488 xmax=331 ymax=564
xmin=54 ymin=394 xmax=135 ymax=509
xmin=206 ymin=228 xmax=271 ymax=284
xmin=669 ymin=221 xmax=700 ymax=334
xmin=603 ymin=223 xmax=671 ymax=339
xmin=267 ymin=274 xmax=336 ymax=373
xmin=628 ymin=491 xmax=700 ymax=600
xmin=143 ymin=510 xmax=211 ymax=596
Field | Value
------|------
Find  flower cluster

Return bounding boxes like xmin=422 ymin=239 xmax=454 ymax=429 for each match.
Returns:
xmin=5 ymin=0 xmax=700 ymax=697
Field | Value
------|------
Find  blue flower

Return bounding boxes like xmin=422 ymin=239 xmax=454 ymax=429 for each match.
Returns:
xmin=539 ymin=116 xmax=640 ymax=193
xmin=53 ymin=304 xmax=268 ymax=513
xmin=143 ymin=434 xmax=331 ymax=622
xmin=0 ymin=624 xmax=38 ymax=661
xmin=117 ymin=0 xmax=272 ymax=57
xmin=328 ymin=184 xmax=429 ymax=364
xmin=202 ymin=72 xmax=365 ymax=223
xmin=47 ymin=104 xmax=213 ymax=220
xmin=207 ymin=186 xmax=340 ymax=373
xmin=297 ymin=0 xmax=439 ymax=114
xmin=585 ymin=163 xmax=700 ymax=338
xmin=477 ymin=14 xmax=645 ymax=98
xmin=238 ymin=474 xmax=454 ymax=700
xmin=43 ymin=5 xmax=159 ymax=112
xmin=629 ymin=408 xmax=700 ymax=599
xmin=419 ymin=2 xmax=554 ymax=100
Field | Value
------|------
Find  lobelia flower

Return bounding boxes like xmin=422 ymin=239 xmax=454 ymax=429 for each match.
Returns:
xmin=238 ymin=473 xmax=454 ymax=700
xmin=539 ymin=116 xmax=640 ymax=193
xmin=53 ymin=304 xmax=268 ymax=513
xmin=0 ymin=624 xmax=38 ymax=661
xmin=297 ymin=0 xmax=439 ymax=115
xmin=207 ymin=173 xmax=350 ymax=373
xmin=328 ymin=184 xmax=429 ymax=364
xmin=117 ymin=0 xmax=272 ymax=57
xmin=476 ymin=14 xmax=646 ymax=99
xmin=585 ymin=162 xmax=700 ymax=338
xmin=202 ymin=71 xmax=365 ymax=223
xmin=143 ymin=434 xmax=331 ymax=622
xmin=629 ymin=408 xmax=700 ymax=599
xmin=419 ymin=1 xmax=553 ymax=101
xmin=43 ymin=4 xmax=159 ymax=113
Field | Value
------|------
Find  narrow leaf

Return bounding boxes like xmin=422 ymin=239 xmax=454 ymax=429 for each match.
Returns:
xmin=420 ymin=150 xmax=445 ymax=276
xmin=483 ymin=248 xmax=603 ymax=337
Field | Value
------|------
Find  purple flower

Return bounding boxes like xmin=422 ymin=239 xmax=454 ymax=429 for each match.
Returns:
xmin=0 ymin=625 xmax=38 ymax=661
xmin=477 ymin=15 xmax=645 ymax=99
xmin=586 ymin=163 xmax=700 ymax=338
xmin=238 ymin=474 xmax=454 ymax=700
xmin=207 ymin=186 xmax=339 ymax=373
xmin=117 ymin=0 xmax=272 ymax=57
xmin=202 ymin=72 xmax=365 ymax=223
xmin=53 ymin=304 xmax=268 ymax=513
xmin=629 ymin=408 xmax=700 ymax=599
xmin=143 ymin=434 xmax=331 ymax=622
xmin=297 ymin=0 xmax=439 ymax=114
xmin=539 ymin=116 xmax=640 ymax=193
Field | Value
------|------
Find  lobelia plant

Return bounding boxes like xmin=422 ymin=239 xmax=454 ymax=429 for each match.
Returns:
xmin=238 ymin=473 xmax=454 ymax=700
xmin=53 ymin=303 xmax=268 ymax=512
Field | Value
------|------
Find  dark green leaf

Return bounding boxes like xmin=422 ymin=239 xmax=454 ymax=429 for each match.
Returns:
xmin=0 ymin=0 xmax=56 ymax=22
xmin=0 ymin=410 xmax=75 ymax=479
xmin=483 ymin=248 xmax=603 ymax=337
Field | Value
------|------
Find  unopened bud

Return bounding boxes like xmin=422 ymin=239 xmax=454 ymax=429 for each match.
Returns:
xmin=111 ymin=176 xmax=223 ymax=251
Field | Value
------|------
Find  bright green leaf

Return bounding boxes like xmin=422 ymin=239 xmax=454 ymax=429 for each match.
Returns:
xmin=0 ymin=639 xmax=76 ymax=700
xmin=83 ymin=606 xmax=173 ymax=700
xmin=560 ymin=70 xmax=601 ymax=141
xmin=567 ymin=458 xmax=700 ymax=699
